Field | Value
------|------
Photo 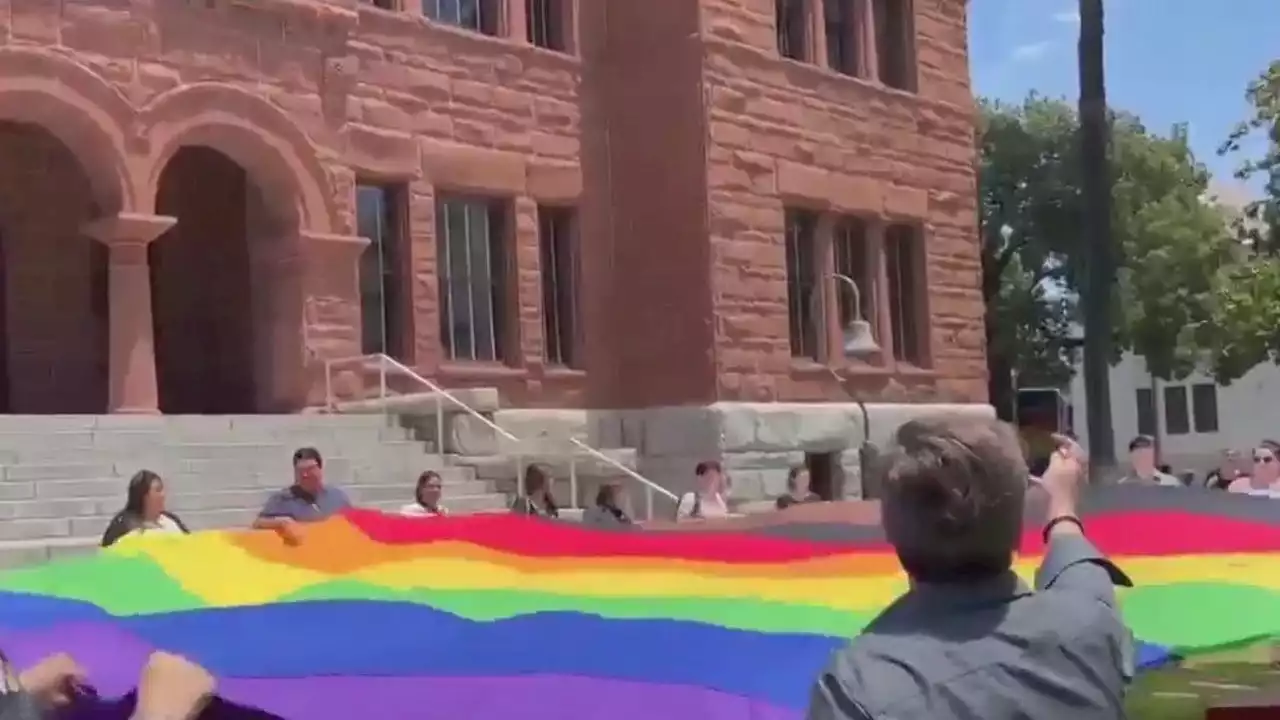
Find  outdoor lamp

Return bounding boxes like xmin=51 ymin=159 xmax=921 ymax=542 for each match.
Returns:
xmin=829 ymin=273 xmax=881 ymax=357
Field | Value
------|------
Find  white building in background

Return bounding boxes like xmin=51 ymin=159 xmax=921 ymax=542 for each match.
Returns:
xmin=1068 ymin=352 xmax=1280 ymax=473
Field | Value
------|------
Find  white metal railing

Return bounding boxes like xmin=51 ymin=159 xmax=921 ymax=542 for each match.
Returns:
xmin=322 ymin=353 xmax=678 ymax=520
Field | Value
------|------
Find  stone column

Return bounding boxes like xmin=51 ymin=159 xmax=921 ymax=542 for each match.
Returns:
xmin=807 ymin=0 xmax=828 ymax=67
xmin=506 ymin=0 xmax=528 ymax=43
xmin=300 ymin=231 xmax=371 ymax=407
xmin=868 ymin=220 xmax=895 ymax=362
xmin=814 ymin=215 xmax=841 ymax=364
xmin=858 ymin=0 xmax=879 ymax=81
xmin=81 ymin=213 xmax=177 ymax=414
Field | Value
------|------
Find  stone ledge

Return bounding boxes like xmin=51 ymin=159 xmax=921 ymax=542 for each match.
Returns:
xmin=335 ymin=388 xmax=501 ymax=417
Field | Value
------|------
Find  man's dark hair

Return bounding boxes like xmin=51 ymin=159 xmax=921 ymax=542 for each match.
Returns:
xmin=292 ymin=447 xmax=323 ymax=467
xmin=1128 ymin=435 xmax=1155 ymax=452
xmin=879 ymin=415 xmax=1028 ymax=583
xmin=695 ymin=460 xmax=722 ymax=477
xmin=786 ymin=465 xmax=806 ymax=491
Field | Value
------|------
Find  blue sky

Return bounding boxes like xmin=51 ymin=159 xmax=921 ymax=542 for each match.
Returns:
xmin=969 ymin=0 xmax=1278 ymax=197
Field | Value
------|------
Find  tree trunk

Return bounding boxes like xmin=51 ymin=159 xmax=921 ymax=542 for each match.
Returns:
xmin=1078 ymin=0 xmax=1116 ymax=466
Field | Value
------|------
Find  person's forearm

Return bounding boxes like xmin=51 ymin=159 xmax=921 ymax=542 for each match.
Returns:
xmin=252 ymin=517 xmax=287 ymax=531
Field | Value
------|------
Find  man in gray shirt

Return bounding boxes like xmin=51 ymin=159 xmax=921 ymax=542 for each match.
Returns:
xmin=807 ymin=417 xmax=1133 ymax=720
xmin=1118 ymin=435 xmax=1180 ymax=486
xmin=253 ymin=447 xmax=351 ymax=544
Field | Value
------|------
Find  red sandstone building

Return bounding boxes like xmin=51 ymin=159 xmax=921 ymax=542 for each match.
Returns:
xmin=0 ymin=0 xmax=984 ymax=493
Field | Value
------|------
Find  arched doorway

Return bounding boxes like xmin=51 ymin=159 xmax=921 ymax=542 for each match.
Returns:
xmin=151 ymin=146 xmax=262 ymax=414
xmin=0 ymin=122 xmax=109 ymax=413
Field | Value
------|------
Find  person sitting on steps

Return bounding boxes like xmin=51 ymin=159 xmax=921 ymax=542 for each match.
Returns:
xmin=676 ymin=461 xmax=731 ymax=521
xmin=253 ymin=447 xmax=351 ymax=545
xmin=100 ymin=470 xmax=190 ymax=547
xmin=400 ymin=470 xmax=449 ymax=517
xmin=510 ymin=464 xmax=560 ymax=518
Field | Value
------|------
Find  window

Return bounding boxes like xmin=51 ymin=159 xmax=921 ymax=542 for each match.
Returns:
xmin=1163 ymin=385 xmax=1190 ymax=436
xmin=776 ymin=0 xmax=808 ymax=61
xmin=1192 ymin=383 xmax=1220 ymax=433
xmin=885 ymin=224 xmax=924 ymax=364
xmin=823 ymin=0 xmax=858 ymax=75
xmin=873 ymin=0 xmax=915 ymax=90
xmin=436 ymin=196 xmax=509 ymax=362
xmin=833 ymin=217 xmax=875 ymax=335
xmin=527 ymin=0 xmax=567 ymax=51
xmin=784 ymin=210 xmax=821 ymax=360
xmin=357 ymin=183 xmax=408 ymax=358
xmin=1135 ymin=387 xmax=1156 ymax=437
xmin=423 ymin=0 xmax=501 ymax=35
xmin=805 ymin=451 xmax=841 ymax=500
xmin=365 ymin=0 xmax=397 ymax=9
xmin=538 ymin=206 xmax=579 ymax=367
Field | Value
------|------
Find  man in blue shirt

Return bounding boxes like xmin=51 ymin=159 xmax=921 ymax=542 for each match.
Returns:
xmin=807 ymin=418 xmax=1133 ymax=720
xmin=253 ymin=447 xmax=351 ymax=544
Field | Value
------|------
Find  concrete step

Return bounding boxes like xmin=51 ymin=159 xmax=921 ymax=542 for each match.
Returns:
xmin=0 ymin=492 xmax=513 ymax=560
xmin=0 ymin=433 xmax=425 ymax=457
xmin=334 ymin=388 xmax=501 ymax=416
xmin=0 ymin=454 xmax=469 ymax=483
xmin=0 ymin=480 xmax=495 ymax=520
xmin=0 ymin=536 xmax=101 ymax=569
xmin=0 ymin=414 xmax=402 ymax=430
xmin=17 ymin=475 xmax=488 ymax=504
xmin=453 ymin=447 xmax=638 ymax=481
xmin=0 ymin=412 xmax=510 ymax=547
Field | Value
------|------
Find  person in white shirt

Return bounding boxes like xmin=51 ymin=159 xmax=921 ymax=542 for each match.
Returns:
xmin=399 ymin=470 xmax=449 ymax=517
xmin=676 ymin=461 xmax=731 ymax=521
xmin=1117 ymin=435 xmax=1181 ymax=486
xmin=100 ymin=470 xmax=190 ymax=547
xmin=1228 ymin=442 xmax=1280 ymax=497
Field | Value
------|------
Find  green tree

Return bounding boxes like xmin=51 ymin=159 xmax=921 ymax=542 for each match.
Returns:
xmin=1220 ymin=60 xmax=1279 ymax=253
xmin=980 ymin=96 xmax=1237 ymax=419
xmin=978 ymin=96 xmax=1079 ymax=419
xmin=1196 ymin=59 xmax=1280 ymax=381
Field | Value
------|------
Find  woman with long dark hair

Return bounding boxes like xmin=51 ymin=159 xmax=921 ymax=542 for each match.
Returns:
xmin=511 ymin=464 xmax=560 ymax=518
xmin=100 ymin=470 xmax=190 ymax=547
xmin=582 ymin=482 xmax=633 ymax=527
xmin=399 ymin=470 xmax=449 ymax=517
xmin=775 ymin=465 xmax=821 ymax=510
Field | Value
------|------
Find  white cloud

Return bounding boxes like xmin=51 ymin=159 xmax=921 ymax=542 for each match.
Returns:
xmin=1051 ymin=9 xmax=1080 ymax=25
xmin=1011 ymin=41 xmax=1053 ymax=61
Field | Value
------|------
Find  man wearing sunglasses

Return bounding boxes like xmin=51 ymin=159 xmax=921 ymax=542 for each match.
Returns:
xmin=1228 ymin=441 xmax=1280 ymax=496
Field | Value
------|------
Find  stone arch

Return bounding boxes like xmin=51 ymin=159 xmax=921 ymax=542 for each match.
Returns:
xmin=136 ymin=83 xmax=335 ymax=233
xmin=0 ymin=47 xmax=133 ymax=213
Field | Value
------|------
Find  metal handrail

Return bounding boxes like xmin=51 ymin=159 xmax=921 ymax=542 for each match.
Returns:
xmin=569 ymin=438 xmax=678 ymax=519
xmin=322 ymin=353 xmax=674 ymax=519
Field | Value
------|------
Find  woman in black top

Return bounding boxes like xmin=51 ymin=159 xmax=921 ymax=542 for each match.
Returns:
xmin=776 ymin=465 xmax=822 ymax=510
xmin=101 ymin=470 xmax=191 ymax=547
xmin=582 ymin=482 xmax=633 ymax=528
xmin=511 ymin=464 xmax=560 ymax=518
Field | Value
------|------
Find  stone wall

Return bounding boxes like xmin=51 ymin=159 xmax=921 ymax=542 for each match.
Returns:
xmin=440 ymin=401 xmax=995 ymax=509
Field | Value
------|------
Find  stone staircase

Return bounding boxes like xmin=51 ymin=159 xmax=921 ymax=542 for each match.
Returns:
xmin=334 ymin=387 xmax=662 ymax=517
xmin=0 ymin=414 xmax=508 ymax=568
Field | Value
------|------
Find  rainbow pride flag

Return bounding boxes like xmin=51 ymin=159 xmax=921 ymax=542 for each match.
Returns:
xmin=0 ymin=487 xmax=1276 ymax=719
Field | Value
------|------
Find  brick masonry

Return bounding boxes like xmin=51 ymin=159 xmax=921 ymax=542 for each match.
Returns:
xmin=0 ymin=0 xmax=984 ymax=414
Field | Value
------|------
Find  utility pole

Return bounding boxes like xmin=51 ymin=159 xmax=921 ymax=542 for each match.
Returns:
xmin=1078 ymin=0 xmax=1117 ymax=467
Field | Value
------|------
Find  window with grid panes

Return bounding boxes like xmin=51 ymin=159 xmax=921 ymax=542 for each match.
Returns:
xmin=785 ymin=210 xmax=821 ymax=360
xmin=436 ymin=195 xmax=510 ymax=362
